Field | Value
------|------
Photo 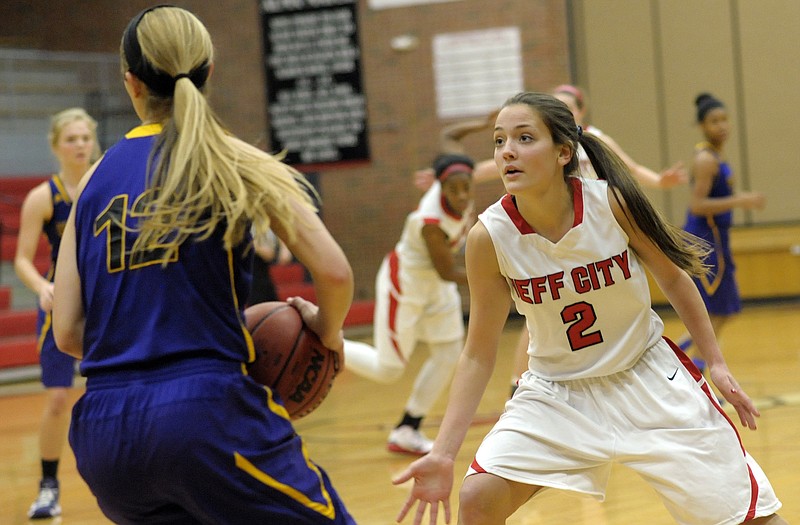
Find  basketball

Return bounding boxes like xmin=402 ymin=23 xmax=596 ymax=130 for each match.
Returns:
xmin=244 ymin=301 xmax=342 ymax=419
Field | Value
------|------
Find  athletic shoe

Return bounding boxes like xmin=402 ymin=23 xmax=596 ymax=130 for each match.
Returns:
xmin=28 ymin=478 xmax=61 ymax=519
xmin=387 ymin=425 xmax=433 ymax=456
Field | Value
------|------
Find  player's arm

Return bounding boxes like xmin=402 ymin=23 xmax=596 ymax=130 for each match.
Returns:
xmin=52 ymin=199 xmax=84 ymax=359
xmin=415 ymin=112 xmax=499 ymax=192
xmin=688 ymin=151 xmax=764 ymax=214
xmin=53 ymin=161 xmax=101 ymax=359
xmin=609 ymin=187 xmax=760 ymax=430
xmin=14 ymin=183 xmax=54 ymax=311
xmin=439 ymin=112 xmax=496 ymax=154
xmin=472 ymin=159 xmax=501 ymax=184
xmin=597 ymin=133 xmax=661 ymax=188
xmin=422 ymin=223 xmax=467 ymax=285
xmin=598 ymin=133 xmax=687 ymax=189
xmin=275 ymin=199 xmax=354 ymax=352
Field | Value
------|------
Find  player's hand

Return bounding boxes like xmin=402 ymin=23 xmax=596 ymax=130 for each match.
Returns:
xmin=392 ymin=453 xmax=455 ymax=524
xmin=286 ymin=296 xmax=344 ymax=353
xmin=413 ymin=168 xmax=435 ymax=192
xmin=709 ymin=364 xmax=760 ymax=430
xmin=658 ymin=162 xmax=688 ymax=188
xmin=741 ymin=192 xmax=766 ymax=210
xmin=38 ymin=282 xmax=55 ymax=313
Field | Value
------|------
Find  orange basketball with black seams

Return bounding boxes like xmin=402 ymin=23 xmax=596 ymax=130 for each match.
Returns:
xmin=244 ymin=301 xmax=342 ymax=419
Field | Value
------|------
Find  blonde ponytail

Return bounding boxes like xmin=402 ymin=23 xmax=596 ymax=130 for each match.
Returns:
xmin=121 ymin=6 xmax=314 ymax=263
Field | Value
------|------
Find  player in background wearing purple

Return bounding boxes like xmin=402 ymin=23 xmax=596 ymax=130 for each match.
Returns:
xmin=14 ymin=107 xmax=100 ymax=520
xmin=674 ymin=93 xmax=765 ymax=371
xmin=393 ymin=91 xmax=784 ymax=525
xmin=344 ymin=154 xmax=474 ymax=456
xmin=52 ymin=6 xmax=355 ymax=524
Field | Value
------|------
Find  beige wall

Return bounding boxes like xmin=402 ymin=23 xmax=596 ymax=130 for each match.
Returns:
xmin=574 ymin=0 xmax=800 ymax=227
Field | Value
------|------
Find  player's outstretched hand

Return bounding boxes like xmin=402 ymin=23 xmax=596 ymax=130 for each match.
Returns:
xmin=658 ymin=162 xmax=688 ymax=188
xmin=393 ymin=453 xmax=455 ymax=525
xmin=709 ymin=364 xmax=760 ymax=430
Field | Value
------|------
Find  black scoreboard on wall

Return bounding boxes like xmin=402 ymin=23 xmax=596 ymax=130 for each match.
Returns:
xmin=259 ymin=0 xmax=370 ymax=167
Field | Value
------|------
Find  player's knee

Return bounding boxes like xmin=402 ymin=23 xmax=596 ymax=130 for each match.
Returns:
xmin=458 ymin=481 xmax=507 ymax=524
xmin=46 ymin=388 xmax=71 ymax=415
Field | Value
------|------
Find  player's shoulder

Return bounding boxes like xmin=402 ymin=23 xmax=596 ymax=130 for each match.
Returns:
xmin=21 ymin=178 xmax=55 ymax=209
xmin=692 ymin=146 xmax=720 ymax=173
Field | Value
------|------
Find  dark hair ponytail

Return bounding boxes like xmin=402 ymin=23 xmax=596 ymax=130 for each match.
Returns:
xmin=579 ymin=134 xmax=709 ymax=275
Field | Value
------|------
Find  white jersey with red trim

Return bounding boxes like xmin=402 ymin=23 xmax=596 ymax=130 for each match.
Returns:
xmin=478 ymin=176 xmax=663 ymax=380
xmin=395 ymin=180 xmax=474 ymax=272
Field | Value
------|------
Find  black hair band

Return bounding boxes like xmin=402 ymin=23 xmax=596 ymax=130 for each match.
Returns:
xmin=123 ymin=4 xmax=209 ymax=97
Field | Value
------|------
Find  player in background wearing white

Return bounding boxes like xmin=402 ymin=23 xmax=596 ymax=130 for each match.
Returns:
xmin=344 ymin=154 xmax=474 ymax=455
xmin=393 ymin=91 xmax=785 ymax=525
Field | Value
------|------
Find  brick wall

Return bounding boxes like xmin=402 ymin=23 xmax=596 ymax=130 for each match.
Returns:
xmin=0 ymin=0 xmax=571 ymax=300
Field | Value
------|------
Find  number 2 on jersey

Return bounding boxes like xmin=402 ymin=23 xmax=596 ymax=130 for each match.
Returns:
xmin=561 ymin=301 xmax=603 ymax=351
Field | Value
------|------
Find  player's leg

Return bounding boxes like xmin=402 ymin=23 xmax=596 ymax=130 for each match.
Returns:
xmin=341 ymin=338 xmax=404 ymax=383
xmin=388 ymin=338 xmax=462 ymax=455
xmin=39 ymin=386 xmax=71 ymax=469
xmin=29 ymin=329 xmax=75 ymax=520
xmin=458 ymin=473 xmax=541 ymax=525
xmin=405 ymin=339 xmax=462 ymax=416
xmin=389 ymin=282 xmax=463 ymax=455
xmin=343 ymin=255 xmax=409 ymax=383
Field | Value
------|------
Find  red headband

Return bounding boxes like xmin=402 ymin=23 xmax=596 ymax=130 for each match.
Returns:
xmin=553 ymin=84 xmax=585 ymax=107
xmin=438 ymin=163 xmax=473 ymax=182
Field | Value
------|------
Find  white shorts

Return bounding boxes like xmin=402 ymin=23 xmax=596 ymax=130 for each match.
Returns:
xmin=372 ymin=252 xmax=464 ymax=367
xmin=467 ymin=338 xmax=782 ymax=525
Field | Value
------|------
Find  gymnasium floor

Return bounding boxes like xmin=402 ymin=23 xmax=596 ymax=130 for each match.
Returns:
xmin=1 ymin=303 xmax=798 ymax=524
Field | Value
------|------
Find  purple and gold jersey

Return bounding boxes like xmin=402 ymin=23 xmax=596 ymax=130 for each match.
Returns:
xmin=73 ymin=124 xmax=255 ymax=375
xmin=38 ymin=174 xmax=77 ymax=387
xmin=683 ymin=142 xmax=740 ymax=314
xmin=42 ymin=175 xmax=72 ymax=279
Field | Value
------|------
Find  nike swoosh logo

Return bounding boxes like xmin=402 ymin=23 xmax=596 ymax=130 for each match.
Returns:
xmin=667 ymin=368 xmax=678 ymax=381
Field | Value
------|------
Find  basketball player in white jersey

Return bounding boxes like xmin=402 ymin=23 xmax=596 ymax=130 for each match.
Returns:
xmin=394 ymin=92 xmax=785 ymax=525
xmin=344 ymin=154 xmax=474 ymax=455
